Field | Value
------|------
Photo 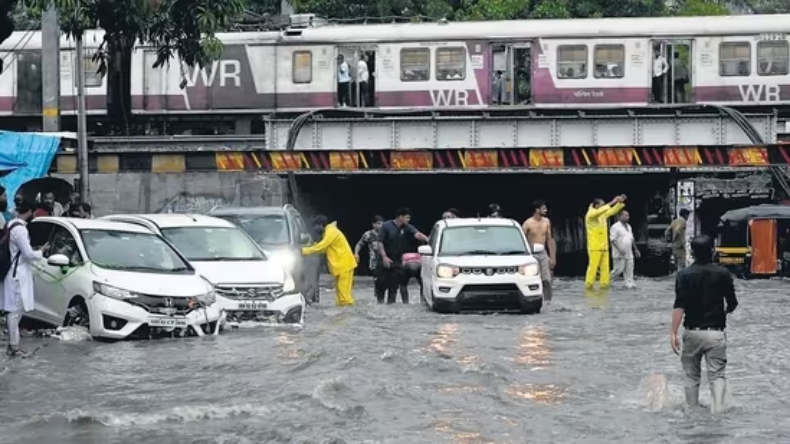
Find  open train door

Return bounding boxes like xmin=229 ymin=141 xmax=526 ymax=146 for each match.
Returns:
xmin=334 ymin=45 xmax=378 ymax=108
xmin=750 ymin=218 xmax=778 ymax=275
xmin=650 ymin=39 xmax=693 ymax=104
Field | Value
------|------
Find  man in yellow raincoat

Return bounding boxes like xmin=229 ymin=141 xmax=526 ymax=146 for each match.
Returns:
xmin=301 ymin=216 xmax=357 ymax=306
xmin=585 ymin=195 xmax=626 ymax=289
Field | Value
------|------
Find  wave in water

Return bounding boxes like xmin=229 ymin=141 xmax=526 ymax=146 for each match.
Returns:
xmin=27 ymin=404 xmax=274 ymax=427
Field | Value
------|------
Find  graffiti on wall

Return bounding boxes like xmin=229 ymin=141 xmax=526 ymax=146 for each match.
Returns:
xmin=158 ymin=193 xmax=231 ymax=214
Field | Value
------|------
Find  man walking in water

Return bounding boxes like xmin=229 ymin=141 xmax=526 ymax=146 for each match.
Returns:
xmin=610 ymin=210 xmax=640 ymax=289
xmin=354 ymin=215 xmax=384 ymax=300
xmin=523 ymin=200 xmax=556 ymax=301
xmin=585 ymin=195 xmax=626 ymax=289
xmin=671 ymin=234 xmax=738 ymax=414
xmin=666 ymin=208 xmax=690 ymax=271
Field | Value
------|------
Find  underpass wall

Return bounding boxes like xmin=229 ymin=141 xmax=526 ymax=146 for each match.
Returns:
xmin=51 ymin=172 xmax=290 ymax=216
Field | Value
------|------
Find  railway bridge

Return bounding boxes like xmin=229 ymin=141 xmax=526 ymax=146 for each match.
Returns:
xmin=51 ymin=106 xmax=786 ymax=275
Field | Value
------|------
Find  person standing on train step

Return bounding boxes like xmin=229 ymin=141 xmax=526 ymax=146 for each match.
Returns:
xmin=652 ymin=49 xmax=669 ymax=103
xmin=357 ymin=54 xmax=370 ymax=107
xmin=673 ymin=52 xmax=689 ymax=103
xmin=666 ymin=208 xmax=690 ymax=271
xmin=337 ymin=55 xmax=351 ymax=107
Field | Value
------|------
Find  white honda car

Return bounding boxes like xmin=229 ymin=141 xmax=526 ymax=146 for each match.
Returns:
xmin=26 ymin=217 xmax=222 ymax=340
xmin=100 ymin=214 xmax=305 ymax=326
xmin=419 ymin=218 xmax=544 ymax=314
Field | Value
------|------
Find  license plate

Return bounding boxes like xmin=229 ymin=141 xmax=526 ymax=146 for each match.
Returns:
xmin=719 ymin=257 xmax=744 ymax=264
xmin=237 ymin=300 xmax=268 ymax=311
xmin=148 ymin=316 xmax=189 ymax=328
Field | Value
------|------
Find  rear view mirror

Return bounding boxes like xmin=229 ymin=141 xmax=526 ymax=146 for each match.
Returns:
xmin=417 ymin=245 xmax=433 ymax=256
xmin=47 ymin=254 xmax=70 ymax=267
xmin=532 ymin=243 xmax=545 ymax=254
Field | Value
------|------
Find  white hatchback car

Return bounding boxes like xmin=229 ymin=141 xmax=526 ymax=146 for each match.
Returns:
xmin=419 ymin=218 xmax=544 ymax=314
xmin=100 ymin=214 xmax=305 ymax=326
xmin=26 ymin=217 xmax=222 ymax=340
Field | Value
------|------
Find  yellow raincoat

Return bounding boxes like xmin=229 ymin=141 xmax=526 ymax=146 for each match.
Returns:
xmin=301 ymin=222 xmax=357 ymax=306
xmin=584 ymin=202 xmax=625 ymax=288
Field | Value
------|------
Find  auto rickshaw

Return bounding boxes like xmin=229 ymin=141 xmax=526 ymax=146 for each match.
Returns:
xmin=715 ymin=204 xmax=790 ymax=278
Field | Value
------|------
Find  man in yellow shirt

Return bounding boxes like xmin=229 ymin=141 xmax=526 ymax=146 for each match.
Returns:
xmin=301 ymin=216 xmax=357 ymax=306
xmin=585 ymin=195 xmax=626 ymax=289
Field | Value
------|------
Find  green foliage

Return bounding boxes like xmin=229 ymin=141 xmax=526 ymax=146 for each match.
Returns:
xmin=19 ymin=0 xmax=246 ymax=70
xmin=674 ymin=0 xmax=729 ymax=16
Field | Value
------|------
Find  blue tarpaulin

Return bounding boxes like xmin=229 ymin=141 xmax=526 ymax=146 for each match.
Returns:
xmin=0 ymin=131 xmax=61 ymax=210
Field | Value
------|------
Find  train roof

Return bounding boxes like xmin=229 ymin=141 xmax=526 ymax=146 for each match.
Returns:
xmin=3 ymin=14 xmax=790 ymax=50
xmin=719 ymin=205 xmax=790 ymax=223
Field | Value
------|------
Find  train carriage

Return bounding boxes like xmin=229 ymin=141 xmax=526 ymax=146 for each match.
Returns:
xmin=1 ymin=13 xmax=790 ymax=119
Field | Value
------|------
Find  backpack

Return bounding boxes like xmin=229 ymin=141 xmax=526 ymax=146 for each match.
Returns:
xmin=0 ymin=222 xmax=24 ymax=280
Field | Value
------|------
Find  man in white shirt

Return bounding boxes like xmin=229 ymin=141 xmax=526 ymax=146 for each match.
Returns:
xmin=357 ymin=54 xmax=370 ymax=107
xmin=337 ymin=55 xmax=351 ymax=107
xmin=652 ymin=49 xmax=669 ymax=103
xmin=610 ymin=210 xmax=640 ymax=289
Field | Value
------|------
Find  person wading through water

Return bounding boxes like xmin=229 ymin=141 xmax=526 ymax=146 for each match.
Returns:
xmin=354 ymin=215 xmax=384 ymax=301
xmin=377 ymin=207 xmax=428 ymax=304
xmin=522 ymin=200 xmax=556 ymax=302
xmin=1 ymin=200 xmax=49 ymax=356
xmin=301 ymin=216 xmax=356 ymax=306
xmin=671 ymin=234 xmax=738 ymax=414
xmin=584 ymin=195 xmax=626 ymax=289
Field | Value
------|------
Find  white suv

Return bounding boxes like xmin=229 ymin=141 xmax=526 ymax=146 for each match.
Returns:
xmin=419 ymin=218 xmax=543 ymax=314
xmin=100 ymin=214 xmax=306 ymax=326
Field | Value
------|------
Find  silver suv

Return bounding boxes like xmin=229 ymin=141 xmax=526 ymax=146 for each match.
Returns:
xmin=208 ymin=205 xmax=320 ymax=303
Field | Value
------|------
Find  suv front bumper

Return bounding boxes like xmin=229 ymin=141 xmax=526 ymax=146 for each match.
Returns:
xmin=430 ymin=275 xmax=543 ymax=313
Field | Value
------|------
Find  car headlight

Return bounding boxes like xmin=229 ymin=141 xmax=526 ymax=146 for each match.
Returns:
xmin=519 ymin=263 xmax=539 ymax=276
xmin=93 ymin=281 xmax=140 ymax=300
xmin=269 ymin=250 xmax=297 ymax=270
xmin=281 ymin=275 xmax=296 ymax=294
xmin=436 ymin=264 xmax=460 ymax=278
xmin=196 ymin=289 xmax=216 ymax=305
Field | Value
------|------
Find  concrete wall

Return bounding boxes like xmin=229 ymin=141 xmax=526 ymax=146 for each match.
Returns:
xmin=52 ymin=172 xmax=290 ymax=216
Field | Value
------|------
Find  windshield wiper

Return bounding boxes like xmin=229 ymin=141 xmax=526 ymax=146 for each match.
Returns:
xmin=455 ymin=250 xmax=499 ymax=256
xmin=497 ymin=250 xmax=528 ymax=255
xmin=97 ymin=265 xmax=169 ymax=272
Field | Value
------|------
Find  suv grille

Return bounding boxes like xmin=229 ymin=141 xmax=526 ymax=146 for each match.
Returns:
xmin=215 ymin=285 xmax=283 ymax=301
xmin=460 ymin=267 xmax=519 ymax=276
xmin=128 ymin=294 xmax=196 ymax=315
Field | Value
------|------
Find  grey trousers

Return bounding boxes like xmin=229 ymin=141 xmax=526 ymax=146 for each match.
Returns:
xmin=681 ymin=329 xmax=727 ymax=388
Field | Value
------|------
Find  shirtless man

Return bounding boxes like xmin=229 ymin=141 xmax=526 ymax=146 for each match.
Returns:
xmin=522 ymin=200 xmax=556 ymax=301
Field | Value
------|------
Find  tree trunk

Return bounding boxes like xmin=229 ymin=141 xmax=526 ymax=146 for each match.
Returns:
xmin=106 ymin=35 xmax=133 ymax=135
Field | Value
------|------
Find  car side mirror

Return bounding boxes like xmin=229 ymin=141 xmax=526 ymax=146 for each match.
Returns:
xmin=47 ymin=254 xmax=70 ymax=268
xmin=417 ymin=245 xmax=433 ymax=256
xmin=299 ymin=233 xmax=311 ymax=244
xmin=532 ymin=243 xmax=545 ymax=254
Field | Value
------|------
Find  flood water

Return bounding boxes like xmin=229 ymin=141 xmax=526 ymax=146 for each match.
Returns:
xmin=0 ymin=278 xmax=788 ymax=444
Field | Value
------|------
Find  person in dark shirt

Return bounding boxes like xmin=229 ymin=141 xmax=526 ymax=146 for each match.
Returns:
xmin=377 ymin=207 xmax=428 ymax=304
xmin=671 ymin=234 xmax=738 ymax=414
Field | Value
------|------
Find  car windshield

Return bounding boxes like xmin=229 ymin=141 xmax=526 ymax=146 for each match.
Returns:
xmin=160 ymin=226 xmax=266 ymax=261
xmin=214 ymin=214 xmax=290 ymax=246
xmin=438 ymin=225 xmax=529 ymax=256
xmin=80 ymin=229 xmax=193 ymax=273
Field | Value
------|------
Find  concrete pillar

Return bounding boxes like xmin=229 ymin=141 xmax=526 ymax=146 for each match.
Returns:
xmin=41 ymin=6 xmax=60 ymax=132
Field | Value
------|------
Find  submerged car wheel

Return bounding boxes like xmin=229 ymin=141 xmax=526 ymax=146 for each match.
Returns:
xmin=64 ymin=299 xmax=90 ymax=329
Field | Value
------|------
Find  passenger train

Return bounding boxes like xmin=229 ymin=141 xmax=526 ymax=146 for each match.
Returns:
xmin=2 ymin=13 xmax=790 ymax=118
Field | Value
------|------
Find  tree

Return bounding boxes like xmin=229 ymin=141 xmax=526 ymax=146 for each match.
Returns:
xmin=17 ymin=0 xmax=245 ymax=133
xmin=1 ymin=0 xmax=19 ymax=46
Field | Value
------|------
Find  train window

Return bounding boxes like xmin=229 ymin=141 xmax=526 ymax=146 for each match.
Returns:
xmin=436 ymin=47 xmax=466 ymax=81
xmin=557 ymin=45 xmax=587 ymax=79
xmin=757 ymin=41 xmax=789 ymax=76
xmin=292 ymin=51 xmax=312 ymax=84
xmin=82 ymin=50 xmax=102 ymax=88
xmin=400 ymin=48 xmax=430 ymax=82
xmin=719 ymin=42 xmax=751 ymax=77
xmin=593 ymin=45 xmax=625 ymax=78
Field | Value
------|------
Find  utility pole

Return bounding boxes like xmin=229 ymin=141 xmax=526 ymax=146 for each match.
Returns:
xmin=74 ymin=3 xmax=90 ymax=203
xmin=41 ymin=6 xmax=60 ymax=132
